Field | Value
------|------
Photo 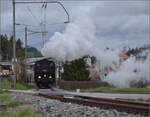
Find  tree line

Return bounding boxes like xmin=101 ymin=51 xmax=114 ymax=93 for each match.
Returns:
xmin=0 ymin=34 xmax=25 ymax=61
xmin=0 ymin=34 xmax=42 ymax=82
xmin=126 ymin=45 xmax=150 ymax=57
xmin=0 ymin=34 xmax=42 ymax=61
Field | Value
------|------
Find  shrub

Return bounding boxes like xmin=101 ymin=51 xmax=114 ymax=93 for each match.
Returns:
xmin=61 ymin=57 xmax=90 ymax=81
xmin=8 ymin=100 xmax=20 ymax=107
xmin=0 ymin=89 xmax=4 ymax=94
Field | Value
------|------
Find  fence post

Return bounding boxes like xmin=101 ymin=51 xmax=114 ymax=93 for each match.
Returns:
xmin=0 ymin=75 xmax=2 ymax=88
xmin=4 ymin=76 xmax=8 ymax=89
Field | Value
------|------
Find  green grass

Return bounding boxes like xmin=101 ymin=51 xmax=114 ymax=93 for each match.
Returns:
xmin=0 ymin=80 xmax=35 ymax=90
xmin=15 ymin=82 xmax=35 ymax=90
xmin=0 ymin=95 xmax=44 ymax=117
xmin=136 ymin=98 xmax=150 ymax=102
xmin=71 ymin=87 xmax=150 ymax=93
xmin=16 ymin=108 xmax=44 ymax=117
xmin=122 ymin=98 xmax=150 ymax=103
xmin=0 ymin=108 xmax=44 ymax=117
xmin=145 ymin=98 xmax=150 ymax=102
xmin=0 ymin=110 xmax=10 ymax=117
xmin=7 ymin=100 xmax=20 ymax=107
xmin=0 ymin=81 xmax=12 ymax=89
xmin=0 ymin=89 xmax=9 ymax=94
xmin=0 ymin=96 xmax=11 ymax=103
xmin=0 ymin=89 xmax=4 ymax=94
xmin=0 ymin=95 xmax=20 ymax=107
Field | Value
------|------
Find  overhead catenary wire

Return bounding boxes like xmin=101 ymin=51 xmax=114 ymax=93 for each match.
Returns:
xmin=26 ymin=4 xmax=41 ymax=25
xmin=14 ymin=0 xmax=70 ymax=48
xmin=25 ymin=1 xmax=47 ymax=45
xmin=47 ymin=22 xmax=69 ymax=26
xmin=15 ymin=1 xmax=70 ymax=23
xmin=16 ymin=23 xmax=41 ymax=27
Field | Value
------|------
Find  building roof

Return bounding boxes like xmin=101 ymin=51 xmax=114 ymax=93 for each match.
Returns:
xmin=26 ymin=57 xmax=56 ymax=65
xmin=119 ymin=52 xmax=129 ymax=59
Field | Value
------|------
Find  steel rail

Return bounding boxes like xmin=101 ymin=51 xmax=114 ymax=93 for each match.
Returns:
xmin=38 ymin=93 xmax=149 ymax=116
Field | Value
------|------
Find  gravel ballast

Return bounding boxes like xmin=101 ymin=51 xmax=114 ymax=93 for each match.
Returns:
xmin=8 ymin=92 xmax=148 ymax=117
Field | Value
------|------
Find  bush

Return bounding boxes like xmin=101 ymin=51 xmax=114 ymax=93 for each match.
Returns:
xmin=8 ymin=100 xmax=20 ymax=107
xmin=130 ymin=78 xmax=150 ymax=88
xmin=0 ymin=95 xmax=20 ymax=107
xmin=0 ymin=89 xmax=4 ymax=94
xmin=61 ymin=57 xmax=90 ymax=81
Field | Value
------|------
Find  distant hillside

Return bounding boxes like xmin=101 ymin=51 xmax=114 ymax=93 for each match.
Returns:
xmin=27 ymin=46 xmax=42 ymax=58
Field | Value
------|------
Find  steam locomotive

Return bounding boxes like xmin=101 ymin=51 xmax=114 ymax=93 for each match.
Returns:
xmin=34 ymin=59 xmax=55 ymax=88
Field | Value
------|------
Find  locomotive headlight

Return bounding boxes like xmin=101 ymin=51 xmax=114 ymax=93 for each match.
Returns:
xmin=38 ymin=75 xmax=41 ymax=79
xmin=49 ymin=75 xmax=52 ymax=79
xmin=44 ymin=74 xmax=46 ymax=77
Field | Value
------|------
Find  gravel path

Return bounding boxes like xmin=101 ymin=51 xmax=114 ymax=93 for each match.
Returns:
xmin=9 ymin=92 xmax=148 ymax=117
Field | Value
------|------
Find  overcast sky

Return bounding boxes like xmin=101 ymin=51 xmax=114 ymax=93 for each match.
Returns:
xmin=0 ymin=0 xmax=150 ymax=50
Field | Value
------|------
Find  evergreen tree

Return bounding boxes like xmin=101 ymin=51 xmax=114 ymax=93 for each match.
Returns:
xmin=1 ymin=34 xmax=9 ymax=60
xmin=16 ymin=38 xmax=25 ymax=60
xmin=61 ymin=57 xmax=90 ymax=81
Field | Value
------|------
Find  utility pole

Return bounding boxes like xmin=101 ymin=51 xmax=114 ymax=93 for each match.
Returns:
xmin=0 ymin=0 xmax=1 ymax=61
xmin=0 ymin=0 xmax=2 ymax=88
xmin=25 ymin=27 xmax=27 ymax=82
xmin=13 ymin=0 xmax=17 ymax=88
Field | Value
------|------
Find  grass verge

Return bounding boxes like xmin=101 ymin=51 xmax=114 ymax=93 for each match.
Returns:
xmin=0 ymin=107 xmax=44 ymax=117
xmin=0 ymin=95 xmax=20 ymax=107
xmin=0 ymin=80 xmax=35 ymax=90
xmin=68 ymin=87 xmax=150 ymax=93
xmin=121 ymin=98 xmax=150 ymax=103
xmin=0 ymin=89 xmax=4 ymax=94
xmin=0 ymin=95 xmax=44 ymax=117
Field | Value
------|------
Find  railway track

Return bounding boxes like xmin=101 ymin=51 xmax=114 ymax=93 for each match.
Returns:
xmin=38 ymin=93 xmax=150 ymax=116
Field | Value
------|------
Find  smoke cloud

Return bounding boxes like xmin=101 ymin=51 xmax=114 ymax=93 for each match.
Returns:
xmin=42 ymin=9 xmax=119 ymax=65
xmin=42 ymin=9 xmax=149 ymax=88
xmin=104 ymin=53 xmax=150 ymax=88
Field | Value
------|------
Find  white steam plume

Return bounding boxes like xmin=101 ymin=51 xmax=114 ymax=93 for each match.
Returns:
xmin=104 ymin=53 xmax=150 ymax=88
xmin=42 ymin=9 xmax=149 ymax=88
xmin=41 ymin=10 xmax=119 ymax=66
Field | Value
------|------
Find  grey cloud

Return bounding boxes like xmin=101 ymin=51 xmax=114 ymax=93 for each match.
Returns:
xmin=0 ymin=0 xmax=149 ymax=50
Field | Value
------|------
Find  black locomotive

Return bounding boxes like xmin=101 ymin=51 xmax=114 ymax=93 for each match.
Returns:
xmin=34 ymin=59 xmax=55 ymax=88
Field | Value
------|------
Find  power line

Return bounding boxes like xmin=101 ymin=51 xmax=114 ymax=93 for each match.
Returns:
xmin=26 ymin=5 xmax=41 ymax=24
xmin=15 ymin=0 xmax=70 ymax=46
xmin=47 ymin=22 xmax=69 ymax=26
xmin=16 ymin=23 xmax=40 ymax=27
xmin=15 ymin=1 xmax=70 ymax=23
xmin=6 ymin=0 xmax=149 ymax=1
